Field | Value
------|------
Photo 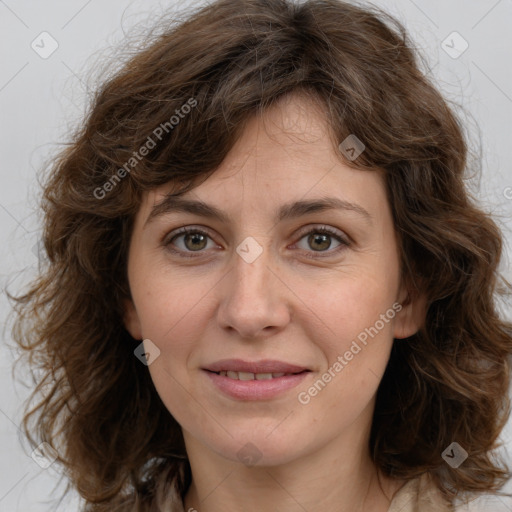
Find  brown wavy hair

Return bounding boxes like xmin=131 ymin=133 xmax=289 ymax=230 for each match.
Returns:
xmin=8 ymin=0 xmax=512 ymax=510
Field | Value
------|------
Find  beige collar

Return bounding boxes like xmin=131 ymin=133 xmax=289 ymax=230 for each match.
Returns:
xmin=167 ymin=471 xmax=453 ymax=511
xmin=388 ymin=473 xmax=454 ymax=512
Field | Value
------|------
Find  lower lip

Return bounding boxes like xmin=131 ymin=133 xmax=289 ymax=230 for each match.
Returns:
xmin=203 ymin=370 xmax=310 ymax=400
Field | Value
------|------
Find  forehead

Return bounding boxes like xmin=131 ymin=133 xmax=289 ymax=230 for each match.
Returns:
xmin=139 ymin=92 xmax=388 ymax=224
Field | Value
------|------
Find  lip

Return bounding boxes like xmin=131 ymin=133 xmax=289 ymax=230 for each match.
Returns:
xmin=202 ymin=359 xmax=311 ymax=401
xmin=203 ymin=370 xmax=310 ymax=400
xmin=203 ymin=359 xmax=309 ymax=374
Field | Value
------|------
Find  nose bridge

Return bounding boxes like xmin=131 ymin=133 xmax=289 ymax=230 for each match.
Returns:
xmin=216 ymin=235 xmax=289 ymax=338
xmin=234 ymin=236 xmax=270 ymax=295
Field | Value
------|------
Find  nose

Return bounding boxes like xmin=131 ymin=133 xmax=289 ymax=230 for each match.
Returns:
xmin=216 ymin=240 xmax=291 ymax=340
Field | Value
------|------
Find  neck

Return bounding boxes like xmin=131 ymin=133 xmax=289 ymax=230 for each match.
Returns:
xmin=182 ymin=425 xmax=404 ymax=512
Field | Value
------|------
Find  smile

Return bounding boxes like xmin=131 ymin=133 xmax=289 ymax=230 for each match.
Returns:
xmin=203 ymin=369 xmax=311 ymax=400
xmin=213 ymin=370 xmax=303 ymax=380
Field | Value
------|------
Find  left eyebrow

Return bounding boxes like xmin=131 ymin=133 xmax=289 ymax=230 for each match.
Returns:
xmin=144 ymin=195 xmax=373 ymax=228
xmin=276 ymin=197 xmax=373 ymax=225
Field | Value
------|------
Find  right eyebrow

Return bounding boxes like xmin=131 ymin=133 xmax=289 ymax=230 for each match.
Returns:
xmin=144 ymin=196 xmax=231 ymax=228
xmin=143 ymin=195 xmax=373 ymax=229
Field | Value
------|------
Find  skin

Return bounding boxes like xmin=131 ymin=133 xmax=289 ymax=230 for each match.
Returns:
xmin=123 ymin=92 xmax=426 ymax=512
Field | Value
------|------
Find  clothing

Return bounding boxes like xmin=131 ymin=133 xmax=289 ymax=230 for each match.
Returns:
xmin=388 ymin=473 xmax=454 ymax=512
xmin=166 ymin=472 xmax=454 ymax=512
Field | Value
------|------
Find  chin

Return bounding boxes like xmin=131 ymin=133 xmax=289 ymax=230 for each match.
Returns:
xmin=208 ymin=432 xmax=306 ymax=468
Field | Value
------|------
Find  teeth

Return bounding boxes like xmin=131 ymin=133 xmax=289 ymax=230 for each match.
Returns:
xmin=255 ymin=373 xmax=273 ymax=380
xmin=217 ymin=371 xmax=293 ymax=380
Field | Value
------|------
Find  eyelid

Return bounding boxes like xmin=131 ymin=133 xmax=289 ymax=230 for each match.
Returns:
xmin=289 ymin=225 xmax=350 ymax=259
xmin=293 ymin=224 xmax=350 ymax=244
xmin=162 ymin=225 xmax=220 ymax=249
xmin=163 ymin=224 xmax=351 ymax=258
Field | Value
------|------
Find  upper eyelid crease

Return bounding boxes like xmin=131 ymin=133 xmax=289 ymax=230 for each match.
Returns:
xmin=168 ymin=225 xmax=346 ymax=241
xmin=165 ymin=226 xmax=350 ymax=259
xmin=144 ymin=196 xmax=373 ymax=229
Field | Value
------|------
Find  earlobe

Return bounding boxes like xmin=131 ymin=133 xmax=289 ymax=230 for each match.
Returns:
xmin=123 ymin=298 xmax=143 ymax=340
xmin=393 ymin=285 xmax=428 ymax=340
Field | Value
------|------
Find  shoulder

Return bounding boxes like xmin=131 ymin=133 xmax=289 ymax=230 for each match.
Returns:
xmin=388 ymin=473 xmax=455 ymax=512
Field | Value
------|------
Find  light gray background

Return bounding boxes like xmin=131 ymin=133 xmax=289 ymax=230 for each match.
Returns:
xmin=1 ymin=0 xmax=511 ymax=510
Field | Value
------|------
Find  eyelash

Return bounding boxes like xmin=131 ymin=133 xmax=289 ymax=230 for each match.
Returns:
xmin=163 ymin=225 xmax=350 ymax=259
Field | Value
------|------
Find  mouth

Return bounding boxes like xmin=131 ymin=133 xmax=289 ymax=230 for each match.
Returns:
xmin=205 ymin=369 xmax=309 ymax=380
xmin=201 ymin=359 xmax=312 ymax=400
xmin=203 ymin=358 xmax=310 ymax=374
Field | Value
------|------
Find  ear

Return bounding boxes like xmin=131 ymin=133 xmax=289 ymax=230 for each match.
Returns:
xmin=393 ymin=280 xmax=428 ymax=340
xmin=123 ymin=298 xmax=143 ymax=340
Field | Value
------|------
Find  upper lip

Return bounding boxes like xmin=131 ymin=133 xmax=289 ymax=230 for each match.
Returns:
xmin=203 ymin=359 xmax=310 ymax=374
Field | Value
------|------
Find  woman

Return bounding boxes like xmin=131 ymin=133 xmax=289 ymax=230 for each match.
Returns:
xmin=10 ymin=0 xmax=512 ymax=510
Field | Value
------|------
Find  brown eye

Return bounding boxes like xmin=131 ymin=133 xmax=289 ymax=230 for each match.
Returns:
xmin=307 ymin=233 xmax=332 ymax=251
xmin=294 ymin=226 xmax=350 ymax=258
xmin=181 ymin=232 xmax=208 ymax=251
xmin=165 ymin=227 xmax=216 ymax=256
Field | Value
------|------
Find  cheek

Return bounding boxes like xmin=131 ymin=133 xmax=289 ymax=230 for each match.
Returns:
xmin=137 ymin=281 xmax=208 ymax=423
xmin=132 ymin=261 xmax=212 ymax=338
xmin=147 ymin=362 xmax=208 ymax=439
xmin=298 ymin=267 xmax=399 ymax=393
xmin=298 ymin=290 xmax=397 ymax=431
xmin=304 ymin=266 xmax=399 ymax=343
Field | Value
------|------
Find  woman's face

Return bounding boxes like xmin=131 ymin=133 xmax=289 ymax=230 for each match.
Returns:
xmin=124 ymin=93 xmax=424 ymax=467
